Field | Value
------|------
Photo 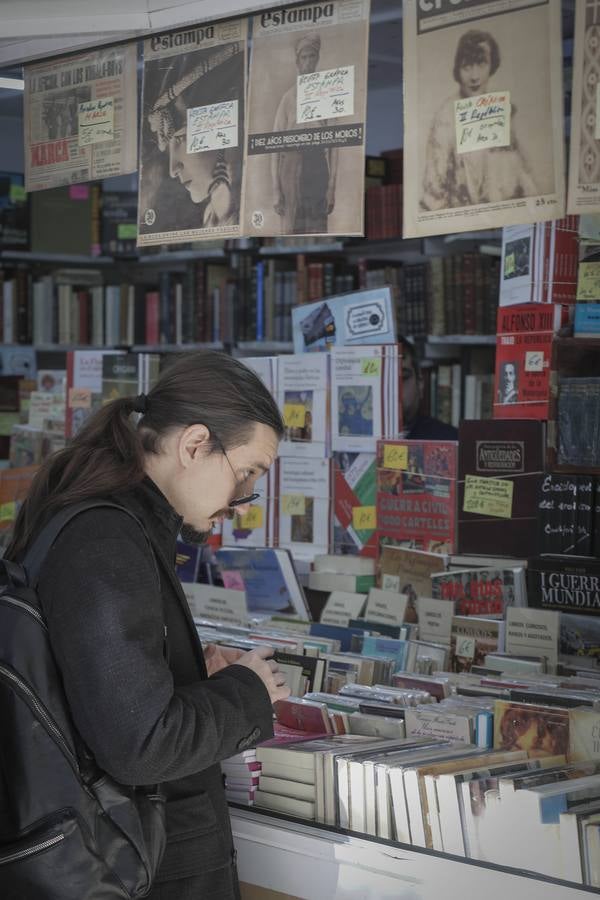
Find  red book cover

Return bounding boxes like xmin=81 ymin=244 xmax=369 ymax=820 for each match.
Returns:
xmin=145 ymin=292 xmax=159 ymax=345
xmin=493 ymin=303 xmax=570 ymax=420
xmin=376 ymin=439 xmax=458 ymax=553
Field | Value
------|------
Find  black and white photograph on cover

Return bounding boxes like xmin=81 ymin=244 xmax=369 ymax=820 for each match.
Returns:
xmin=338 ymin=386 xmax=373 ymax=437
xmin=403 ymin=0 xmax=565 ymax=237
xmin=138 ymin=22 xmax=247 ymax=246
xmin=504 ymin=233 xmax=531 ymax=280
xmin=243 ymin=0 xmax=370 ymax=237
xmin=568 ymin=0 xmax=600 ymax=213
xmin=498 ymin=361 xmax=519 ymax=404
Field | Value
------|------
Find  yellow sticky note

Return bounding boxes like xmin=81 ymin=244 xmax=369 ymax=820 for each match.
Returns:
xmin=352 ymin=506 xmax=376 ymax=530
xmin=383 ymin=444 xmax=408 ymax=470
xmin=0 ymin=501 xmax=16 ymax=523
xmin=504 ymin=252 xmax=515 ymax=276
xmin=576 ymin=262 xmax=600 ymax=301
xmin=283 ymin=403 xmax=306 ymax=428
xmin=68 ymin=387 xmax=92 ymax=409
xmin=282 ymin=494 xmax=306 ymax=516
xmin=237 ymin=505 xmax=263 ymax=530
xmin=463 ymin=475 xmax=514 ymax=519
xmin=360 ymin=357 xmax=382 ymax=376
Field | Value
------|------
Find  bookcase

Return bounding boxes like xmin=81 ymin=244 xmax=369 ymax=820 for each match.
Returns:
xmin=231 ymin=807 xmax=596 ymax=899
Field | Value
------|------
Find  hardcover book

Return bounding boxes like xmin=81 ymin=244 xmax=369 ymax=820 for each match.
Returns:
xmin=527 ymin=555 xmax=600 ymax=617
xmin=493 ymin=302 xmax=570 ymax=419
xmin=458 ymin=419 xmax=545 ymax=559
xmin=431 ymin=567 xmax=526 ymax=617
xmin=376 ymin=439 xmax=458 ymax=554
xmin=332 ymin=451 xmax=377 ymax=557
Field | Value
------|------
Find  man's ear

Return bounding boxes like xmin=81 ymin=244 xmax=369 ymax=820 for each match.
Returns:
xmin=178 ymin=424 xmax=211 ymax=468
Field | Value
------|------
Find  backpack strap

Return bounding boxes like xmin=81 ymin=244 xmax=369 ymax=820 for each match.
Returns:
xmin=23 ymin=500 xmax=160 ymax=589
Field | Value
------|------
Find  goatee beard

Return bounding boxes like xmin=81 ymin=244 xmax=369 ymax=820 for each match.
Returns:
xmin=180 ymin=523 xmax=211 ymax=545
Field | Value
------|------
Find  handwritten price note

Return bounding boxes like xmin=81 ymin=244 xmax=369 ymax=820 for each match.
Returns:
xmin=282 ymin=494 xmax=306 ymax=516
xmin=383 ymin=444 xmax=408 ymax=470
xmin=68 ymin=387 xmax=92 ymax=410
xmin=78 ymin=98 xmax=114 ymax=147
xmin=352 ymin=506 xmax=376 ymax=530
xmin=576 ymin=262 xmax=600 ymax=301
xmin=0 ymin=501 xmax=16 ymax=523
xmin=525 ymin=351 xmax=544 ymax=373
xmin=297 ymin=66 xmax=354 ymax=123
xmin=463 ymin=475 xmax=514 ymax=519
xmin=283 ymin=403 xmax=306 ymax=428
xmin=360 ymin=357 xmax=381 ymax=376
xmin=455 ymin=636 xmax=476 ymax=660
xmin=455 ymin=92 xmax=510 ymax=155
xmin=237 ymin=505 xmax=263 ymax=530
xmin=187 ymin=100 xmax=239 ymax=154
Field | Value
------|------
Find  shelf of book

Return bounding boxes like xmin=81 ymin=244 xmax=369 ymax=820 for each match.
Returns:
xmin=136 ymin=248 xmax=227 ymax=264
xmin=231 ymin=807 xmax=596 ymax=900
xmin=259 ymin=243 xmax=345 ymax=257
xmin=0 ymin=250 xmax=115 ymax=266
xmin=426 ymin=335 xmax=496 ymax=346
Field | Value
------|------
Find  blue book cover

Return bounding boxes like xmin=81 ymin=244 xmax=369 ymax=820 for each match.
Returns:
xmin=291 ymin=287 xmax=396 ymax=353
xmin=309 ymin=622 xmax=368 ymax=652
xmin=215 ymin=547 xmax=309 ymax=619
xmin=255 ymin=261 xmax=264 ymax=341
xmin=361 ymin=635 xmax=408 ymax=669
xmin=574 ymin=303 xmax=600 ymax=336
xmin=175 ymin=540 xmax=202 ymax=583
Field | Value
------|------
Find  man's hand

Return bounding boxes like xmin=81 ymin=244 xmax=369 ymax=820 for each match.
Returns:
xmin=204 ymin=643 xmax=245 ymax=676
xmin=235 ymin=645 xmax=290 ymax=704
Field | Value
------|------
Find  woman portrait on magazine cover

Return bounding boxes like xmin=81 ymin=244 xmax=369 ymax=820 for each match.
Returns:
xmin=140 ymin=42 xmax=244 ymax=236
xmin=421 ymin=29 xmax=538 ymax=210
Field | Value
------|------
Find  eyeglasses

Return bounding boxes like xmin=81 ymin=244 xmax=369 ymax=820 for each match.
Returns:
xmin=213 ymin=433 xmax=261 ymax=508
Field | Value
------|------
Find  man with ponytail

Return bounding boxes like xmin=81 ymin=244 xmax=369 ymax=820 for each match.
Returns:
xmin=6 ymin=350 xmax=290 ymax=900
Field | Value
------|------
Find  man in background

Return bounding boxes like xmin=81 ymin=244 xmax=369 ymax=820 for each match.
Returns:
xmin=399 ymin=336 xmax=458 ymax=440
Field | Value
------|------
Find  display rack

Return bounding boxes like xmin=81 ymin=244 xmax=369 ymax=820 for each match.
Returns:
xmin=231 ymin=807 xmax=598 ymax=900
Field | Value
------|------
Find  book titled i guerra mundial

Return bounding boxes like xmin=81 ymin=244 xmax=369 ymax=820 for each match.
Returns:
xmin=527 ymin=556 xmax=600 ymax=616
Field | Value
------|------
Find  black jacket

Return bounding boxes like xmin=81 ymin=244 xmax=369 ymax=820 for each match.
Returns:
xmin=405 ymin=415 xmax=458 ymax=441
xmin=35 ymin=478 xmax=274 ymax=899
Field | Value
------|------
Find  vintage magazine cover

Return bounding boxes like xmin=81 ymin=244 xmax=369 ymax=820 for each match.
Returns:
xmin=24 ymin=44 xmax=137 ymax=192
xmin=138 ymin=20 xmax=247 ymax=246
xmin=568 ymin=0 xmax=600 ymax=213
xmin=242 ymin=0 xmax=370 ymax=238
xmin=403 ymin=0 xmax=565 ymax=237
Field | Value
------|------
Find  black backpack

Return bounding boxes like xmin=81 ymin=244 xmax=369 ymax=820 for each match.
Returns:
xmin=0 ymin=501 xmax=167 ymax=899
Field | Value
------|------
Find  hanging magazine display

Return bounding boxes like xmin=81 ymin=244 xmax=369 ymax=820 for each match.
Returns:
xmin=138 ymin=20 xmax=247 ymax=246
xmin=568 ymin=0 xmax=600 ymax=213
xmin=24 ymin=44 xmax=137 ymax=192
xmin=242 ymin=0 xmax=370 ymax=238
xmin=402 ymin=0 xmax=564 ymax=238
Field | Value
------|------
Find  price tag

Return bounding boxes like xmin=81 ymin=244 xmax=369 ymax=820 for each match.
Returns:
xmin=283 ymin=403 xmax=306 ymax=428
xmin=0 ymin=501 xmax=16 ymax=523
xmin=68 ymin=387 xmax=92 ymax=409
xmin=383 ymin=444 xmax=408 ymax=470
xmin=455 ymin=636 xmax=476 ymax=660
xmin=282 ymin=494 xmax=306 ymax=516
xmin=117 ymin=223 xmax=137 ymax=240
xmin=360 ymin=358 xmax=381 ymax=376
xmin=463 ymin=475 xmax=514 ymax=519
xmin=9 ymin=184 xmax=26 ymax=203
xmin=352 ymin=505 xmax=376 ymax=530
xmin=237 ymin=506 xmax=263 ymax=530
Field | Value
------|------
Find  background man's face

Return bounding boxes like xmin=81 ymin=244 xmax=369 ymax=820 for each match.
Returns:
xmin=402 ymin=358 xmax=423 ymax=428
xmin=297 ymin=47 xmax=320 ymax=75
